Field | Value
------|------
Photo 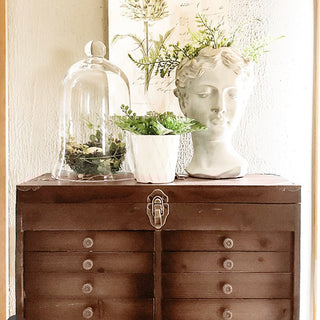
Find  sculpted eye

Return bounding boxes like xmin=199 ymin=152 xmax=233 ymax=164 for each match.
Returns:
xmin=195 ymin=87 xmax=217 ymax=98
xmin=227 ymin=89 xmax=238 ymax=99
xmin=197 ymin=93 xmax=210 ymax=98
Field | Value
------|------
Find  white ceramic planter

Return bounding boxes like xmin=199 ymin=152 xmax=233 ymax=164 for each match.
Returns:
xmin=130 ymin=134 xmax=180 ymax=183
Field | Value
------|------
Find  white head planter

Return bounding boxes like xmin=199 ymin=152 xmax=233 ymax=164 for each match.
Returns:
xmin=174 ymin=47 xmax=253 ymax=179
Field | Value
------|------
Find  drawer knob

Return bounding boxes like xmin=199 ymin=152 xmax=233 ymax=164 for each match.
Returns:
xmin=223 ymin=309 xmax=233 ymax=319
xmin=222 ymin=283 xmax=233 ymax=295
xmin=82 ymin=282 xmax=93 ymax=294
xmin=83 ymin=307 xmax=94 ymax=319
xmin=223 ymin=259 xmax=234 ymax=270
xmin=82 ymin=259 xmax=94 ymax=271
xmin=223 ymin=238 xmax=234 ymax=249
xmin=83 ymin=237 xmax=94 ymax=249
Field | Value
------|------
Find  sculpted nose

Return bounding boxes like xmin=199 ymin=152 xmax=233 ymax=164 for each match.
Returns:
xmin=210 ymin=93 xmax=226 ymax=115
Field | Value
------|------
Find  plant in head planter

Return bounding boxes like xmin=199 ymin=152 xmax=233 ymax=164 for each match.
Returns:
xmin=130 ymin=12 xmax=283 ymax=179
xmin=114 ymin=105 xmax=206 ymax=183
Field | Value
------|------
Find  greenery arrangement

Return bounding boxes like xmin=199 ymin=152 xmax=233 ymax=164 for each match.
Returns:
xmin=65 ymin=123 xmax=126 ymax=177
xmin=113 ymin=0 xmax=172 ymax=91
xmin=115 ymin=1 xmax=283 ymax=89
xmin=114 ymin=104 xmax=207 ymax=135
xmin=131 ymin=12 xmax=283 ymax=80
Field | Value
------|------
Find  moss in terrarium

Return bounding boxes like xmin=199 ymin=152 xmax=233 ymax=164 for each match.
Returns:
xmin=64 ymin=126 xmax=126 ymax=177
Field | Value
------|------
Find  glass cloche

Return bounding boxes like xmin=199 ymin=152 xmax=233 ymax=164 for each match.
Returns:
xmin=52 ymin=41 xmax=133 ymax=181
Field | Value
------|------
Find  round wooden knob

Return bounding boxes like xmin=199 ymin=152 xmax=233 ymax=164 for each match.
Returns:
xmin=222 ymin=283 xmax=233 ymax=295
xmin=83 ymin=307 xmax=94 ymax=319
xmin=82 ymin=282 xmax=93 ymax=294
xmin=223 ymin=259 xmax=234 ymax=270
xmin=223 ymin=309 xmax=233 ymax=319
xmin=223 ymin=238 xmax=234 ymax=249
xmin=82 ymin=259 xmax=94 ymax=270
xmin=83 ymin=237 xmax=94 ymax=249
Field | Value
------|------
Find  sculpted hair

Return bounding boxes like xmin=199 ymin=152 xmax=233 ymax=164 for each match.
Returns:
xmin=174 ymin=47 xmax=253 ymax=110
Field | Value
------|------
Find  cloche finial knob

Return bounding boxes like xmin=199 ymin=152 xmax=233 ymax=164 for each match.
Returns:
xmin=85 ymin=40 xmax=106 ymax=58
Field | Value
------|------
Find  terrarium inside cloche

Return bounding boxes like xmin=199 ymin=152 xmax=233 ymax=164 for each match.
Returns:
xmin=52 ymin=41 xmax=133 ymax=181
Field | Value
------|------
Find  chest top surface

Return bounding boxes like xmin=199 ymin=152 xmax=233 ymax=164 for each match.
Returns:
xmin=16 ymin=174 xmax=301 ymax=204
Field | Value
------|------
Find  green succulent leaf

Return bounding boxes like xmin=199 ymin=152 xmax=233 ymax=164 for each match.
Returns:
xmin=113 ymin=105 xmax=207 ymax=135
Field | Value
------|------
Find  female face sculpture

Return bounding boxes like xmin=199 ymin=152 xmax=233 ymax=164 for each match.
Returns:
xmin=175 ymin=47 xmax=252 ymax=141
xmin=174 ymin=47 xmax=253 ymax=178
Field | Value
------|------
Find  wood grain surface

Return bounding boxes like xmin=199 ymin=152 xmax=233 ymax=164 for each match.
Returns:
xmin=162 ymin=299 xmax=292 ymax=320
xmin=24 ymin=231 xmax=154 ymax=251
xmin=24 ymin=252 xmax=153 ymax=273
xmin=16 ymin=176 xmax=301 ymax=320
xmin=17 ymin=174 xmax=301 ymax=204
xmin=162 ymin=231 xmax=293 ymax=252
xmin=162 ymin=273 xmax=292 ymax=299
xmin=19 ymin=202 xmax=299 ymax=231
xmin=25 ymin=298 xmax=153 ymax=320
xmin=162 ymin=252 xmax=292 ymax=273
xmin=25 ymin=273 xmax=154 ymax=298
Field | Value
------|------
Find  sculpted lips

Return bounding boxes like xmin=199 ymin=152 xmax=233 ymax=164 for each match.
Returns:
xmin=209 ymin=114 xmax=228 ymax=126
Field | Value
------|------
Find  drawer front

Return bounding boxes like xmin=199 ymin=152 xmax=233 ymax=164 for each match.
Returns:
xmin=162 ymin=299 xmax=292 ymax=320
xmin=162 ymin=273 xmax=292 ymax=299
xmin=25 ymin=252 xmax=153 ymax=273
xmin=162 ymin=252 xmax=292 ymax=273
xmin=162 ymin=231 xmax=292 ymax=251
xmin=24 ymin=231 xmax=154 ymax=252
xmin=21 ymin=203 xmax=153 ymax=230
xmin=20 ymin=203 xmax=299 ymax=231
xmin=25 ymin=273 xmax=154 ymax=298
xmin=165 ymin=203 xmax=298 ymax=231
xmin=25 ymin=299 xmax=153 ymax=320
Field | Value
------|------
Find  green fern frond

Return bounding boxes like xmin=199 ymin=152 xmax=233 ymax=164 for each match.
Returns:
xmin=113 ymin=34 xmax=147 ymax=57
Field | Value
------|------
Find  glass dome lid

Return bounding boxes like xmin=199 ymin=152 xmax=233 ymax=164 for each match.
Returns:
xmin=52 ymin=40 xmax=133 ymax=181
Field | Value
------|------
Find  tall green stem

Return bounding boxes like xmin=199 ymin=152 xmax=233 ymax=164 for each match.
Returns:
xmin=144 ymin=20 xmax=149 ymax=56
xmin=144 ymin=20 xmax=150 ymax=92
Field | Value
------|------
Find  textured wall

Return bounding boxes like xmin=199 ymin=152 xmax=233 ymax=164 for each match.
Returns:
xmin=228 ymin=1 xmax=314 ymax=318
xmin=7 ymin=0 xmax=314 ymax=318
xmin=7 ymin=0 xmax=106 ymax=315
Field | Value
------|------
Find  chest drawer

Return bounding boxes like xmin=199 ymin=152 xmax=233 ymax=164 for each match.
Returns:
xmin=162 ymin=273 xmax=292 ymax=299
xmin=162 ymin=231 xmax=292 ymax=251
xmin=24 ymin=231 xmax=154 ymax=252
xmin=162 ymin=299 xmax=292 ymax=320
xmin=25 ymin=298 xmax=154 ymax=320
xmin=25 ymin=273 xmax=154 ymax=299
xmin=16 ymin=175 xmax=301 ymax=320
xmin=162 ymin=252 xmax=292 ymax=273
xmin=20 ymin=203 xmax=152 ymax=230
xmin=25 ymin=252 xmax=153 ymax=273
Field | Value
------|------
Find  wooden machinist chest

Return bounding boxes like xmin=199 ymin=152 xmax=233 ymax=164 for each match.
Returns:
xmin=16 ymin=174 xmax=301 ymax=320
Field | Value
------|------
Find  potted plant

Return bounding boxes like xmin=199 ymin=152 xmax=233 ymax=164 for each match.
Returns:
xmin=114 ymin=105 xmax=206 ymax=183
xmin=114 ymin=8 xmax=282 ymax=179
xmin=126 ymin=12 xmax=282 ymax=179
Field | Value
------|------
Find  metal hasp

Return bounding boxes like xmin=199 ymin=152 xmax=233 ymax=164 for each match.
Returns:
xmin=146 ymin=189 xmax=170 ymax=229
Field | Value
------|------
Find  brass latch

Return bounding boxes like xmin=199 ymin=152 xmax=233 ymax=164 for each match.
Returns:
xmin=146 ymin=189 xmax=169 ymax=229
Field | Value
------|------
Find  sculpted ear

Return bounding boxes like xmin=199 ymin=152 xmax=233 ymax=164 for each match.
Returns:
xmin=174 ymin=88 xmax=188 ymax=116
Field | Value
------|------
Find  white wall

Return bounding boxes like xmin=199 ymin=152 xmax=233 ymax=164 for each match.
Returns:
xmin=7 ymin=0 xmax=314 ymax=318
xmin=229 ymin=1 xmax=314 ymax=318
xmin=7 ymin=0 xmax=106 ymax=315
